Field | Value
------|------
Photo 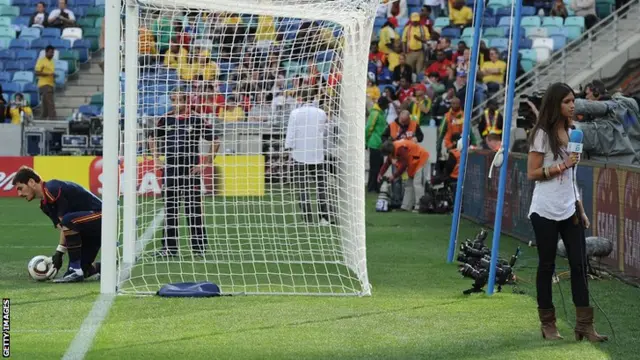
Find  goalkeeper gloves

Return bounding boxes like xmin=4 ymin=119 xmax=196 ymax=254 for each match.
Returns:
xmin=51 ymin=245 xmax=67 ymax=271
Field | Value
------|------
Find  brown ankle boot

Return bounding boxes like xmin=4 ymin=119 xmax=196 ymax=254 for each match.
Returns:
xmin=575 ymin=307 xmax=608 ymax=342
xmin=538 ymin=308 xmax=563 ymax=340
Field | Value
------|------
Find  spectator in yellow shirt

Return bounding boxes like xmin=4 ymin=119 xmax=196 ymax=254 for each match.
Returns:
xmin=449 ymin=0 xmax=473 ymax=28
xmin=34 ymin=45 xmax=56 ymax=119
xmin=219 ymin=97 xmax=245 ymax=122
xmin=9 ymin=93 xmax=33 ymax=125
xmin=378 ymin=18 xmax=399 ymax=54
xmin=402 ymin=12 xmax=430 ymax=73
xmin=480 ymin=47 xmax=507 ymax=93
xmin=386 ymin=39 xmax=402 ymax=71
xmin=255 ymin=15 xmax=277 ymax=42
xmin=178 ymin=50 xmax=218 ymax=81
xmin=164 ymin=43 xmax=188 ymax=70
xmin=366 ymin=73 xmax=381 ymax=111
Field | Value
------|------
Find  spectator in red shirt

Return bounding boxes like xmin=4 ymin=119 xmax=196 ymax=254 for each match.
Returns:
xmin=192 ymin=82 xmax=225 ymax=116
xmin=396 ymin=77 xmax=415 ymax=104
xmin=368 ymin=42 xmax=387 ymax=65
xmin=451 ymin=41 xmax=467 ymax=62
xmin=425 ymin=50 xmax=453 ymax=79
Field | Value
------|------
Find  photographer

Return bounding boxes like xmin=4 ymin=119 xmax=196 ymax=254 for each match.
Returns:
xmin=572 ymin=80 xmax=640 ymax=165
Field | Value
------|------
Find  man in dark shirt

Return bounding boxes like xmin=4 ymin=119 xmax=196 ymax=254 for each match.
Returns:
xmin=13 ymin=166 xmax=102 ymax=283
xmin=148 ymin=93 xmax=219 ymax=257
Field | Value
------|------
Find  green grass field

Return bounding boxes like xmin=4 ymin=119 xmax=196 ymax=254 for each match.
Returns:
xmin=2 ymin=195 xmax=640 ymax=360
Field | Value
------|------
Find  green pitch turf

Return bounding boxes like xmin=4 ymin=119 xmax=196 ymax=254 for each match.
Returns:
xmin=1 ymin=196 xmax=639 ymax=360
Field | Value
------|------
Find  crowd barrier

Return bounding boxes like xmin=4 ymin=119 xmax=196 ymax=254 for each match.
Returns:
xmin=462 ymin=150 xmax=640 ymax=278
xmin=0 ymin=155 xmax=265 ymax=198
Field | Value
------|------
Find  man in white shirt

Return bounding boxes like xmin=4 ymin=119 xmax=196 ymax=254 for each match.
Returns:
xmin=285 ymin=88 xmax=332 ymax=225
xmin=48 ymin=0 xmax=76 ymax=29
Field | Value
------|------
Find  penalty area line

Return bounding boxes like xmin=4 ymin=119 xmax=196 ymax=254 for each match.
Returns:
xmin=62 ymin=209 xmax=165 ymax=360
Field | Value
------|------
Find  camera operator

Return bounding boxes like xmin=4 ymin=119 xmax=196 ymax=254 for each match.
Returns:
xmin=573 ymin=80 xmax=640 ymax=165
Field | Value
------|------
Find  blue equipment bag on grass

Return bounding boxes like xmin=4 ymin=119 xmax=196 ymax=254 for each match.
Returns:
xmin=157 ymin=281 xmax=222 ymax=297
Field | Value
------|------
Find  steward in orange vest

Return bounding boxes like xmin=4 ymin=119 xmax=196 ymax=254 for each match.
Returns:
xmin=378 ymin=139 xmax=430 ymax=182
xmin=381 ymin=110 xmax=425 ymax=142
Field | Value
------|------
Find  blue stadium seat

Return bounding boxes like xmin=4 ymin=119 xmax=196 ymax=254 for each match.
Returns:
xmin=2 ymin=82 xmax=20 ymax=95
xmin=12 ymin=16 xmax=30 ymax=28
xmin=0 ymin=71 xmax=10 ymax=82
xmin=484 ymin=27 xmax=506 ymax=39
xmin=12 ymin=70 xmax=34 ymax=84
xmin=55 ymin=59 xmax=69 ymax=74
xmin=30 ymin=38 xmax=49 ymax=52
xmin=41 ymin=27 xmax=61 ymax=40
xmin=0 ymin=62 xmax=3 ymax=71
xmin=487 ymin=0 xmax=509 ymax=12
xmin=543 ymin=16 xmax=564 ymax=28
xmin=519 ymin=49 xmax=537 ymax=71
xmin=95 ymin=0 xmax=105 ymax=5
xmin=489 ymin=37 xmax=509 ymax=52
xmin=16 ymin=49 xmax=37 ymax=60
xmin=482 ymin=16 xmax=497 ymax=28
xmin=316 ymin=50 xmax=335 ymax=63
xmin=521 ymin=16 xmax=542 ymax=28
xmin=19 ymin=6 xmax=32 ymax=16
xmin=434 ymin=17 xmax=450 ymax=29
xmin=550 ymin=34 xmax=567 ymax=51
xmin=50 ymin=38 xmax=71 ymax=49
xmin=441 ymin=27 xmax=461 ymax=39
xmin=0 ymin=48 xmax=15 ymax=60
xmin=22 ymin=59 xmax=36 ymax=72
xmin=18 ymin=28 xmax=40 ymax=43
xmin=521 ymin=6 xmax=536 ymax=16
xmin=0 ymin=16 xmax=10 ymax=27
xmin=564 ymin=25 xmax=582 ymax=40
xmin=71 ymin=39 xmax=90 ymax=62
xmin=494 ymin=7 xmax=512 ymax=19
xmin=5 ymin=60 xmax=21 ymax=71
xmin=54 ymin=68 xmax=66 ymax=88
xmin=564 ymin=16 xmax=585 ymax=30
xmin=12 ymin=0 xmax=30 ymax=6
xmin=9 ymin=38 xmax=30 ymax=50
xmin=497 ymin=16 xmax=512 ymax=29
xmin=525 ymin=27 xmax=547 ymax=38
xmin=519 ymin=37 xmax=533 ymax=49
xmin=0 ymin=5 xmax=19 ymax=17
xmin=407 ymin=0 xmax=422 ymax=6
xmin=0 ymin=26 xmax=16 ymax=39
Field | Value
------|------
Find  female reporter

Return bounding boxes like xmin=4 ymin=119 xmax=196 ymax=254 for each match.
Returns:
xmin=527 ymin=82 xmax=607 ymax=342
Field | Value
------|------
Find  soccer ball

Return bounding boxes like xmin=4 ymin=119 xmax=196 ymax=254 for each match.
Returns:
xmin=28 ymin=255 xmax=55 ymax=281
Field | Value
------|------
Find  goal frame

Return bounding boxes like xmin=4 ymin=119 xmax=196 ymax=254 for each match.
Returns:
xmin=100 ymin=0 xmax=377 ymax=296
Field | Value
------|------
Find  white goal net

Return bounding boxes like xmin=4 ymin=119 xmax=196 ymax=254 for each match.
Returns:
xmin=113 ymin=0 xmax=377 ymax=295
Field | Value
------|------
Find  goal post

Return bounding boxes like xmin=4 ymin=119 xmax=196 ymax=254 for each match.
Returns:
xmin=101 ymin=0 xmax=378 ymax=296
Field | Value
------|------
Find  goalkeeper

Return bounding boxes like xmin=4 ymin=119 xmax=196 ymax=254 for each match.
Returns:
xmin=12 ymin=166 xmax=102 ymax=283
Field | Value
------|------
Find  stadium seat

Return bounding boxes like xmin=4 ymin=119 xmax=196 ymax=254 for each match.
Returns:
xmin=78 ymin=104 xmax=100 ymax=117
xmin=22 ymin=82 xmax=38 ymax=106
xmin=9 ymin=38 xmax=29 ymax=49
xmin=19 ymin=27 xmax=41 ymax=41
xmin=12 ymin=16 xmax=30 ymax=29
xmin=0 ymin=16 xmax=10 ymax=27
xmin=0 ymin=38 xmax=9 ymax=49
xmin=51 ymin=38 xmax=71 ymax=49
xmin=482 ymin=16 xmax=497 ymax=28
xmin=525 ymin=27 xmax=547 ymax=38
xmin=94 ymin=17 xmax=103 ymax=28
xmin=0 ymin=26 xmax=16 ymax=39
xmin=434 ymin=17 xmax=450 ymax=29
xmin=487 ymin=0 xmax=509 ymax=12
xmin=0 ymin=71 xmax=10 ymax=82
xmin=0 ymin=6 xmax=19 ymax=17
xmin=533 ymin=37 xmax=554 ymax=52
xmin=12 ymin=70 xmax=34 ymax=84
xmin=550 ymin=34 xmax=567 ymax=51
xmin=41 ymin=27 xmax=61 ymax=40
xmin=95 ymin=0 xmax=105 ymax=5
xmin=71 ymin=39 xmax=90 ymax=62
xmin=0 ymin=48 xmax=14 ymax=59
xmin=30 ymin=38 xmax=49 ymax=52
xmin=596 ymin=0 xmax=613 ymax=17
xmin=19 ymin=6 xmax=32 ymax=16
xmin=54 ymin=68 xmax=66 ymax=88
xmin=77 ymin=17 xmax=95 ymax=28
xmin=441 ymin=27 xmax=461 ymax=39
xmin=483 ymin=27 xmax=506 ymax=39
xmin=542 ymin=16 xmax=564 ymax=28
xmin=497 ymin=16 xmax=512 ymax=30
xmin=61 ymin=27 xmax=83 ymax=42
xmin=0 ymin=0 xmax=11 ymax=6
xmin=489 ymin=37 xmax=509 ymax=52
xmin=12 ymin=0 xmax=30 ymax=6
xmin=564 ymin=16 xmax=585 ymax=30
xmin=521 ymin=6 xmax=536 ymax=16
xmin=534 ymin=48 xmax=551 ymax=63
xmin=519 ymin=37 xmax=533 ymax=49
xmin=564 ymin=25 xmax=582 ymax=40
xmin=55 ymin=59 xmax=69 ymax=74
xmin=59 ymin=49 xmax=78 ymax=72
xmin=16 ymin=49 xmax=37 ymax=61
xmin=518 ymin=49 xmax=536 ymax=71
xmin=521 ymin=16 xmax=542 ymax=28
xmin=5 ymin=60 xmax=20 ymax=71
xmin=75 ymin=0 xmax=94 ymax=6
xmin=494 ymin=7 xmax=512 ymax=19
xmin=545 ymin=26 xmax=565 ymax=37
xmin=2 ymin=82 xmax=20 ymax=95
xmin=86 ymin=7 xmax=104 ymax=18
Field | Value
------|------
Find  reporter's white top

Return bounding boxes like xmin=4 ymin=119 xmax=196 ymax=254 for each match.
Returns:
xmin=528 ymin=129 xmax=580 ymax=221
xmin=285 ymin=103 xmax=327 ymax=164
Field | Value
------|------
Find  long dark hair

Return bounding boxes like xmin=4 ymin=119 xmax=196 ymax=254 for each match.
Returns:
xmin=528 ymin=82 xmax=575 ymax=159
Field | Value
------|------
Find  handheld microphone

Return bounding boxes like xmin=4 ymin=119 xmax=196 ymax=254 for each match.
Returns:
xmin=568 ymin=128 xmax=584 ymax=155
